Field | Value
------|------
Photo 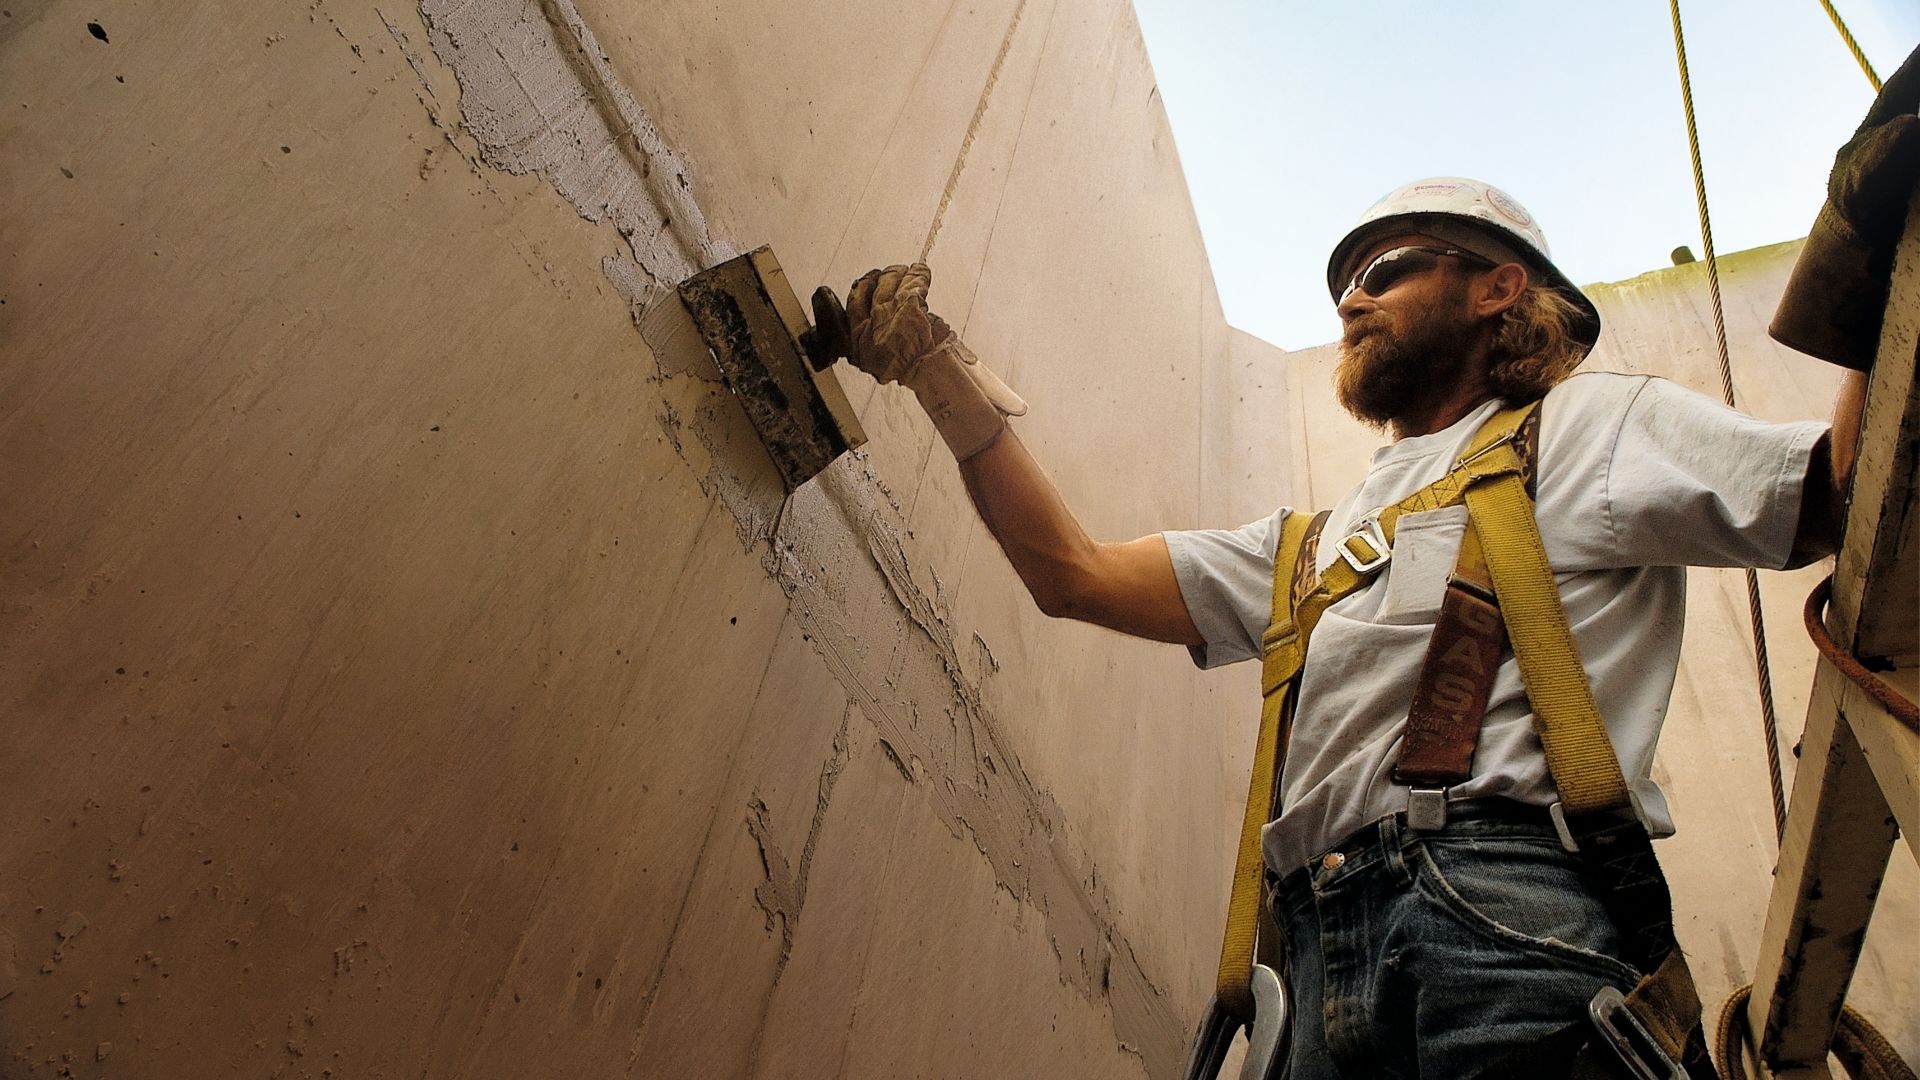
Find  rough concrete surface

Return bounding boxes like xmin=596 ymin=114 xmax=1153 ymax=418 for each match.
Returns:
xmin=1 ymin=0 xmax=1251 ymax=1075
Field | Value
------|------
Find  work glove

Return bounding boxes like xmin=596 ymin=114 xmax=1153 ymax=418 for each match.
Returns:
xmin=1770 ymin=44 xmax=1920 ymax=369
xmin=846 ymin=263 xmax=1028 ymax=460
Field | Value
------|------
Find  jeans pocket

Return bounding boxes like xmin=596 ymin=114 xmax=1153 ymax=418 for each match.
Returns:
xmin=1415 ymin=835 xmax=1642 ymax=984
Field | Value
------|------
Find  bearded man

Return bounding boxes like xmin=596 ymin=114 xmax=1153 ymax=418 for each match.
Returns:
xmin=840 ymin=177 xmax=1866 ymax=1078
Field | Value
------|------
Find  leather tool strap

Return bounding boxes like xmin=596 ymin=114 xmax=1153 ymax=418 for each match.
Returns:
xmin=1393 ymin=407 xmax=1541 ymax=792
xmin=1212 ymin=508 xmax=1323 ymax=1021
xmin=1395 ymin=511 xmax=1503 ymax=787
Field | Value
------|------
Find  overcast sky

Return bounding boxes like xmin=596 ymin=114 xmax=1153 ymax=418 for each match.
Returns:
xmin=1131 ymin=2 xmax=1918 ymax=350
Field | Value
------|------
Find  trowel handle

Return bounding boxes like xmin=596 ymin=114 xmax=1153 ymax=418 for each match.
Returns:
xmin=800 ymin=286 xmax=853 ymax=371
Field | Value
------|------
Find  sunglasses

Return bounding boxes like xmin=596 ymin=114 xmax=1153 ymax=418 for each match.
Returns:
xmin=1339 ymin=246 xmax=1497 ymax=305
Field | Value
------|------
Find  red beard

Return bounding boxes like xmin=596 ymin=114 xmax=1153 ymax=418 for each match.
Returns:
xmin=1334 ymin=294 xmax=1474 ymax=430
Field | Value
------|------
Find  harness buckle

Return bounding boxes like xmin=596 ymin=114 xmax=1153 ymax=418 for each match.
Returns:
xmin=1405 ymin=787 xmax=1448 ymax=831
xmin=1241 ymin=962 xmax=1290 ymax=1080
xmin=1551 ymin=789 xmax=1656 ymax=854
xmin=1179 ymin=995 xmax=1239 ymax=1080
xmin=1337 ymin=514 xmax=1390 ymax=574
xmin=1455 ymin=424 xmax=1524 ymax=471
xmin=1588 ymin=985 xmax=1687 ymax=1080
xmin=1178 ymin=966 xmax=1291 ymax=1080
xmin=1549 ymin=802 xmax=1580 ymax=853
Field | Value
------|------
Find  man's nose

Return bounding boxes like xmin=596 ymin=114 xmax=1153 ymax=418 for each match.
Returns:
xmin=1336 ymin=289 xmax=1371 ymax=323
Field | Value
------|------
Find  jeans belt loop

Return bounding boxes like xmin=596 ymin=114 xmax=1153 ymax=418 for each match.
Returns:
xmin=1406 ymin=786 xmax=1449 ymax=832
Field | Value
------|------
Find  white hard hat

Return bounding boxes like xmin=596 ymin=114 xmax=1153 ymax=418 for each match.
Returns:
xmin=1326 ymin=177 xmax=1602 ymax=349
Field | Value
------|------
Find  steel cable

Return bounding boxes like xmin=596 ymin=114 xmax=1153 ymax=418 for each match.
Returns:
xmin=1818 ymin=0 xmax=1885 ymax=92
xmin=1666 ymin=0 xmax=1790 ymax=842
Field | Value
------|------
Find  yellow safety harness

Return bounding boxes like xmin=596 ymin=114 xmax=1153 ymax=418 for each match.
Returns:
xmin=1208 ymin=400 xmax=1711 ymax=1075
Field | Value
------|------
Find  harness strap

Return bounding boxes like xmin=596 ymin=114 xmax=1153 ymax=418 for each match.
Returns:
xmin=1211 ymin=507 xmax=1318 ymax=1021
xmin=1218 ymin=405 xmax=1536 ymax=1019
xmin=1215 ymin=398 xmax=1687 ymax=1061
xmin=1463 ymin=456 xmax=1632 ymax=816
xmin=1260 ymin=402 xmax=1537 ymax=698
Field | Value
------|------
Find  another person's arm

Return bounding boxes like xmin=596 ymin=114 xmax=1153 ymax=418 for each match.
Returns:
xmin=1789 ymin=369 xmax=1869 ymax=564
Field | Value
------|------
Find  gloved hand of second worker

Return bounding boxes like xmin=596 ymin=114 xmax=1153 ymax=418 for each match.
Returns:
xmin=845 ymin=262 xmax=1027 ymax=460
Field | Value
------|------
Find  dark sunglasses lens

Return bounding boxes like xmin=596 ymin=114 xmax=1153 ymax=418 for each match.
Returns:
xmin=1359 ymin=249 xmax=1438 ymax=297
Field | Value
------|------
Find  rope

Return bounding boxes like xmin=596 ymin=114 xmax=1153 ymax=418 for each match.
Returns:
xmin=1817 ymin=0 xmax=1884 ymax=92
xmin=1666 ymin=0 xmax=1790 ymax=842
xmin=1715 ymin=986 xmax=1918 ymax=1080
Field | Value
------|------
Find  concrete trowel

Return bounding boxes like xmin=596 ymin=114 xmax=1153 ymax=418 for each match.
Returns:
xmin=666 ymin=246 xmax=867 ymax=491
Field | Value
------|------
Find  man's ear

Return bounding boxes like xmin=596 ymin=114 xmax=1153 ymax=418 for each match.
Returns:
xmin=1473 ymin=263 xmax=1529 ymax=318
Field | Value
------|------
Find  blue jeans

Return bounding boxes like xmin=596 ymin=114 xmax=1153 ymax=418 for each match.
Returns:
xmin=1272 ymin=802 xmax=1643 ymax=1080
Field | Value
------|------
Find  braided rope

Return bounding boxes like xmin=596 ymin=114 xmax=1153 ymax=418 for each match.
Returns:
xmin=1716 ymin=986 xmax=1918 ymax=1080
xmin=1817 ymin=0 xmax=1885 ymax=92
xmin=1667 ymin=0 xmax=1790 ymax=841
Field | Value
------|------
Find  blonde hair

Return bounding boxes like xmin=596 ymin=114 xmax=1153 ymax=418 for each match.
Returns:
xmin=1485 ymin=285 xmax=1591 ymax=402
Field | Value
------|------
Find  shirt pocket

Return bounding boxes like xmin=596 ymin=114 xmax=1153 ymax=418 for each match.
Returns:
xmin=1375 ymin=505 xmax=1468 ymax=626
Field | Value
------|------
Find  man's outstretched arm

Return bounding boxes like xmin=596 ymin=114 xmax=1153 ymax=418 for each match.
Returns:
xmin=843 ymin=263 xmax=1201 ymax=646
xmin=960 ymin=430 xmax=1203 ymax=645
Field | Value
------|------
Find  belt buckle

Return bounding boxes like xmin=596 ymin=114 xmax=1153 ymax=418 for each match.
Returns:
xmin=1337 ymin=513 xmax=1390 ymax=574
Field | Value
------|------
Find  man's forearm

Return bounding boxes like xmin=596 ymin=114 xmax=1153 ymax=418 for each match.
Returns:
xmin=955 ymin=430 xmax=1101 ymax=617
xmin=838 ymin=262 xmax=1198 ymax=644
xmin=952 ymin=429 xmax=1203 ymax=644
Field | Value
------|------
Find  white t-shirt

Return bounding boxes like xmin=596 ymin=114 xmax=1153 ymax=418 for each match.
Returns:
xmin=1163 ymin=372 xmax=1826 ymax=876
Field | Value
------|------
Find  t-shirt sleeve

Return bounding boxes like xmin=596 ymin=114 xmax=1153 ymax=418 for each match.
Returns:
xmin=1161 ymin=507 xmax=1289 ymax=669
xmin=1540 ymin=374 xmax=1827 ymax=571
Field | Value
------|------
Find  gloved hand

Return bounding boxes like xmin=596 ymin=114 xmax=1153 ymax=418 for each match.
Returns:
xmin=1829 ymin=60 xmax=1920 ymax=246
xmin=1770 ymin=44 xmax=1920 ymax=369
xmin=846 ymin=263 xmax=1027 ymax=460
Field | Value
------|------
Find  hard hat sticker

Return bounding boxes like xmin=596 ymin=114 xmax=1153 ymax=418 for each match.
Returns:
xmin=1485 ymin=187 xmax=1534 ymax=228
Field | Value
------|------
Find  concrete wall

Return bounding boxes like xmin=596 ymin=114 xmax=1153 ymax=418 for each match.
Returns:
xmin=0 ymin=0 xmax=1289 ymax=1076
xmin=1281 ymin=239 xmax=1918 ymax=1064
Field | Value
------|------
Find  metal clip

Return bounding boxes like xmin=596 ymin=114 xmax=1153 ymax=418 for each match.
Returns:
xmin=1337 ymin=515 xmax=1390 ymax=574
xmin=1180 ymin=996 xmax=1240 ymax=1080
xmin=1588 ymin=985 xmax=1687 ymax=1080
xmin=1179 ymin=965 xmax=1292 ymax=1080
xmin=1240 ymin=964 xmax=1289 ymax=1080
xmin=1552 ymin=789 xmax=1655 ymax=854
xmin=1405 ymin=787 xmax=1448 ymax=831
xmin=1549 ymin=802 xmax=1580 ymax=853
